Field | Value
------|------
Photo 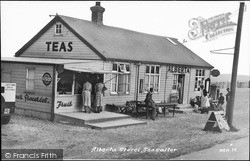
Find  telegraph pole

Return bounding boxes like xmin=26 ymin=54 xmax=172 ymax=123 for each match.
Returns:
xmin=227 ymin=2 xmax=245 ymax=130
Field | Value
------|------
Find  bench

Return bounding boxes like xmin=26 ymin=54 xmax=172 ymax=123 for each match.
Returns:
xmin=136 ymin=102 xmax=177 ymax=119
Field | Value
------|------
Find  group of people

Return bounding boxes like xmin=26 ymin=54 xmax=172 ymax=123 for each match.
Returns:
xmin=82 ymin=81 xmax=107 ymax=114
xmin=192 ymin=85 xmax=231 ymax=115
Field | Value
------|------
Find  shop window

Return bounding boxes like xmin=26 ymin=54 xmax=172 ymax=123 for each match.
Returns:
xmin=144 ymin=65 xmax=160 ymax=92
xmin=194 ymin=69 xmax=205 ymax=91
xmin=55 ymin=23 xmax=62 ymax=35
xmin=26 ymin=68 xmax=35 ymax=91
xmin=57 ymin=70 xmax=73 ymax=95
xmin=111 ymin=63 xmax=130 ymax=94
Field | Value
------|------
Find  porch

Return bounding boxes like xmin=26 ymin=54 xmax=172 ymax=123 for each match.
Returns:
xmin=54 ymin=111 xmax=147 ymax=129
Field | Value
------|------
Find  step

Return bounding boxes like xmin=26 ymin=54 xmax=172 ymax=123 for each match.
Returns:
xmin=54 ymin=111 xmax=146 ymax=129
xmin=85 ymin=118 xmax=147 ymax=129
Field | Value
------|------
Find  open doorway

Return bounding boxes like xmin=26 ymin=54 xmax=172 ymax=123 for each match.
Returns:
xmin=178 ymin=74 xmax=185 ymax=104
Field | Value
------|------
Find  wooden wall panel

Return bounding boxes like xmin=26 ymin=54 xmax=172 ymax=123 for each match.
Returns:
xmin=1 ymin=62 xmax=54 ymax=113
xmin=20 ymin=23 xmax=101 ymax=60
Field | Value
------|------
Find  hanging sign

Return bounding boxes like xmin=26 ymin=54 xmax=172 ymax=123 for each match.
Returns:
xmin=203 ymin=111 xmax=230 ymax=132
xmin=167 ymin=66 xmax=190 ymax=74
xmin=211 ymin=69 xmax=220 ymax=77
xmin=42 ymin=73 xmax=52 ymax=86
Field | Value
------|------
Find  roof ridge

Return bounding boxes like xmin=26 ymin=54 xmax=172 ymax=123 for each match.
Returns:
xmin=58 ymin=14 xmax=174 ymax=40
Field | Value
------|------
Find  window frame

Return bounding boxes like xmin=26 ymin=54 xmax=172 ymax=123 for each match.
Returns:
xmin=111 ymin=63 xmax=131 ymax=95
xmin=25 ymin=67 xmax=35 ymax=91
xmin=144 ymin=65 xmax=160 ymax=93
xmin=194 ymin=69 xmax=205 ymax=91
xmin=55 ymin=23 xmax=63 ymax=35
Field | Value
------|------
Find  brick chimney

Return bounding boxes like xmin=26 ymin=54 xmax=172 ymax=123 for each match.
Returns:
xmin=90 ymin=2 xmax=105 ymax=25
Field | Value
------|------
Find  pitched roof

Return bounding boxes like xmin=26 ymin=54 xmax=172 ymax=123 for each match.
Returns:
xmin=15 ymin=15 xmax=213 ymax=68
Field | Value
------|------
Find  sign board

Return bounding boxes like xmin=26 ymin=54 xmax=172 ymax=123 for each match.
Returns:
xmin=1 ymin=83 xmax=16 ymax=102
xmin=211 ymin=69 xmax=220 ymax=77
xmin=203 ymin=111 xmax=230 ymax=132
xmin=42 ymin=73 xmax=52 ymax=86
xmin=167 ymin=66 xmax=190 ymax=74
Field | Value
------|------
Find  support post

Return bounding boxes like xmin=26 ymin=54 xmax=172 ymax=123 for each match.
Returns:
xmin=227 ymin=2 xmax=245 ymax=130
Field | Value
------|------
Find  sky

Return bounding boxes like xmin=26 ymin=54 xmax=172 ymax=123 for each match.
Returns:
xmin=1 ymin=1 xmax=250 ymax=76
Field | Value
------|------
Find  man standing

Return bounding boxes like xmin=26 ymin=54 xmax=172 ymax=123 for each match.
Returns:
xmin=225 ymin=88 xmax=231 ymax=119
xmin=145 ymin=88 xmax=160 ymax=120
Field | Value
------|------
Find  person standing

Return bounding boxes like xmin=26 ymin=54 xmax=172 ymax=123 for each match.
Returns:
xmin=218 ymin=93 xmax=225 ymax=111
xmin=178 ymin=80 xmax=182 ymax=104
xmin=82 ymin=81 xmax=92 ymax=113
xmin=225 ymin=88 xmax=231 ymax=119
xmin=145 ymin=88 xmax=160 ymax=120
xmin=94 ymin=82 xmax=106 ymax=113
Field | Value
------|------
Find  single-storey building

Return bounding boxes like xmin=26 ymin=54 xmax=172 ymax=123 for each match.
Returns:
xmin=1 ymin=2 xmax=213 ymax=121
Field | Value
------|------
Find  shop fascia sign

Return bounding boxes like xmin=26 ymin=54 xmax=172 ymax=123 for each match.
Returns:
xmin=45 ymin=41 xmax=73 ymax=52
xmin=167 ymin=65 xmax=190 ymax=74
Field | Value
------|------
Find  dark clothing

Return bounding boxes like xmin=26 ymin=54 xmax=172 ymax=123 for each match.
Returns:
xmin=225 ymin=90 xmax=231 ymax=119
xmin=218 ymin=96 xmax=224 ymax=105
xmin=145 ymin=91 xmax=157 ymax=120
xmin=226 ymin=91 xmax=231 ymax=102
xmin=203 ymin=89 xmax=208 ymax=97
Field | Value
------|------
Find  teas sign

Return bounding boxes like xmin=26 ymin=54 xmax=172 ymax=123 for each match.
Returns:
xmin=42 ymin=73 xmax=52 ymax=86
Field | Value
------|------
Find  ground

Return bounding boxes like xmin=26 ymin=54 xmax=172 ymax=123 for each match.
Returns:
xmin=1 ymin=88 xmax=249 ymax=160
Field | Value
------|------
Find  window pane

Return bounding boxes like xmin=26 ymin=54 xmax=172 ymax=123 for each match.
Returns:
xmin=28 ymin=69 xmax=35 ymax=79
xmin=126 ymin=64 xmax=130 ymax=72
xmin=196 ymin=70 xmax=198 ymax=76
xmin=156 ymin=66 xmax=159 ymax=74
xmin=199 ymin=70 xmax=202 ymax=76
xmin=146 ymin=66 xmax=150 ymax=73
xmin=151 ymin=66 xmax=155 ymax=74
xmin=202 ymin=70 xmax=205 ymax=76
xmin=57 ymin=70 xmax=73 ymax=94
xmin=27 ymin=80 xmax=34 ymax=90
xmin=112 ymin=63 xmax=118 ymax=71
xmin=118 ymin=74 xmax=126 ymax=93
xmin=150 ymin=75 xmax=154 ymax=84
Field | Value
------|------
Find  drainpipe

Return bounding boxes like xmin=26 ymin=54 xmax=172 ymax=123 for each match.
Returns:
xmin=50 ymin=65 xmax=57 ymax=121
xmin=164 ymin=68 xmax=168 ymax=103
xmin=135 ymin=62 xmax=141 ymax=102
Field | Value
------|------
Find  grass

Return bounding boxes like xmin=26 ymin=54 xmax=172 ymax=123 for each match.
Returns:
xmin=1 ymin=88 xmax=249 ymax=160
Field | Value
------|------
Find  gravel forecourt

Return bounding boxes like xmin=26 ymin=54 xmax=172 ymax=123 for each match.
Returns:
xmin=1 ymin=88 xmax=249 ymax=159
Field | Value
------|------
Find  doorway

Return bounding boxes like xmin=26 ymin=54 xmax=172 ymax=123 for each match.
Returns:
xmin=178 ymin=74 xmax=185 ymax=104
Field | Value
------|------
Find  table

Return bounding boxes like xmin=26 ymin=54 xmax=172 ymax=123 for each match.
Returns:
xmin=136 ymin=102 xmax=177 ymax=119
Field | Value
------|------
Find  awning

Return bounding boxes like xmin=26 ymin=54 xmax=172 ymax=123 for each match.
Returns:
xmin=64 ymin=66 xmax=120 ymax=74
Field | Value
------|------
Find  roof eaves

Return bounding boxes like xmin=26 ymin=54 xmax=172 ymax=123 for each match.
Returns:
xmin=106 ymin=58 xmax=213 ymax=69
xmin=57 ymin=15 xmax=107 ymax=61
xmin=15 ymin=16 xmax=59 ymax=57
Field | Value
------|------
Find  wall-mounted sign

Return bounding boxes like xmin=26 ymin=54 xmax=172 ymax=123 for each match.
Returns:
xmin=211 ymin=69 xmax=220 ymax=77
xmin=16 ymin=94 xmax=50 ymax=104
xmin=167 ymin=66 xmax=190 ymax=74
xmin=56 ymin=101 xmax=73 ymax=109
xmin=42 ymin=73 xmax=52 ymax=86
xmin=45 ymin=41 xmax=73 ymax=52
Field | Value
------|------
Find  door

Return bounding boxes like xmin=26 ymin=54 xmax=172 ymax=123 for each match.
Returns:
xmin=178 ymin=74 xmax=185 ymax=104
